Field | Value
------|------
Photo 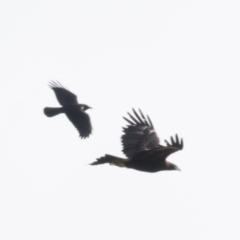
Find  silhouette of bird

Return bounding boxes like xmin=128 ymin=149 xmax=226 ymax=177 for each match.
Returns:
xmin=91 ymin=109 xmax=183 ymax=172
xmin=44 ymin=81 xmax=92 ymax=138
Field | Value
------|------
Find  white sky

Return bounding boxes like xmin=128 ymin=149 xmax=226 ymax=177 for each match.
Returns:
xmin=0 ymin=0 xmax=240 ymax=239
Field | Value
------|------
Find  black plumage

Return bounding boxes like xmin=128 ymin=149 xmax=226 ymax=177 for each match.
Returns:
xmin=91 ymin=109 xmax=183 ymax=172
xmin=44 ymin=81 xmax=92 ymax=138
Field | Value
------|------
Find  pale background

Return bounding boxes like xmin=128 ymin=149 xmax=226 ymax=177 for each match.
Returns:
xmin=0 ymin=1 xmax=240 ymax=239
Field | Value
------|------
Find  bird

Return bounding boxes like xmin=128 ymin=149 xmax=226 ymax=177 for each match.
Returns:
xmin=90 ymin=109 xmax=183 ymax=172
xmin=43 ymin=81 xmax=92 ymax=138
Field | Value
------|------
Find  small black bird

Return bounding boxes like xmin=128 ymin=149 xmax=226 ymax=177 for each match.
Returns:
xmin=44 ymin=81 xmax=92 ymax=138
xmin=91 ymin=109 xmax=183 ymax=172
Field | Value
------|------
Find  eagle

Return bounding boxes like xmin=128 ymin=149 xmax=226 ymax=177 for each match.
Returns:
xmin=43 ymin=81 xmax=92 ymax=138
xmin=90 ymin=109 xmax=183 ymax=172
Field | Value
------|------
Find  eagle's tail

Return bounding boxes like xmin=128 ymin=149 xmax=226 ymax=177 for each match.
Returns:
xmin=43 ymin=107 xmax=64 ymax=117
xmin=90 ymin=154 xmax=127 ymax=167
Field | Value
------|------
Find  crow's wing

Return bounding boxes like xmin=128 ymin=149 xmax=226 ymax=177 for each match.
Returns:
xmin=65 ymin=109 xmax=92 ymax=138
xmin=121 ymin=109 xmax=160 ymax=158
xmin=49 ymin=81 xmax=78 ymax=106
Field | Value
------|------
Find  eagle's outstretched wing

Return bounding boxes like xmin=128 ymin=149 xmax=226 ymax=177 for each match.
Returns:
xmin=130 ymin=134 xmax=183 ymax=165
xmin=121 ymin=109 xmax=160 ymax=158
xmin=164 ymin=134 xmax=183 ymax=150
xmin=49 ymin=81 xmax=78 ymax=106
xmin=65 ymin=110 xmax=92 ymax=138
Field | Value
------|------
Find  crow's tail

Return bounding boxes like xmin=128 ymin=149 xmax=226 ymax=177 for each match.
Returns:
xmin=43 ymin=107 xmax=64 ymax=117
xmin=90 ymin=154 xmax=127 ymax=167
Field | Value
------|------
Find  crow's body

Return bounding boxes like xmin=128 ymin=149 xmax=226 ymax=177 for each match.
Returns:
xmin=44 ymin=81 xmax=92 ymax=138
xmin=91 ymin=109 xmax=183 ymax=173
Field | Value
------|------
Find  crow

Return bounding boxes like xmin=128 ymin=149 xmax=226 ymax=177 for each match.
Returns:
xmin=90 ymin=109 xmax=183 ymax=172
xmin=44 ymin=81 xmax=92 ymax=138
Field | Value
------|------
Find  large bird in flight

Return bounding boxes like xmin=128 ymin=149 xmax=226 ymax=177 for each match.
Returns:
xmin=44 ymin=81 xmax=92 ymax=138
xmin=91 ymin=109 xmax=183 ymax=172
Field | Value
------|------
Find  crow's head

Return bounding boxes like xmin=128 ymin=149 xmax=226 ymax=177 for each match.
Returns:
xmin=79 ymin=104 xmax=92 ymax=111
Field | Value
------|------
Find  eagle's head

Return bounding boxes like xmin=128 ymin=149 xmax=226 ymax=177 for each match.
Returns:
xmin=166 ymin=162 xmax=181 ymax=171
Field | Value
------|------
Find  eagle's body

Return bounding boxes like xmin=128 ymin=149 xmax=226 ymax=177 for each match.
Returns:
xmin=91 ymin=109 xmax=183 ymax=173
xmin=44 ymin=81 xmax=92 ymax=139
